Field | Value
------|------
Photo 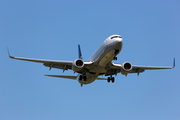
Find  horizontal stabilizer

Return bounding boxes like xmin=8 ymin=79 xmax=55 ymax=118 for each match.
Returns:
xmin=45 ymin=75 xmax=107 ymax=80
xmin=45 ymin=75 xmax=77 ymax=80
xmin=96 ymin=77 xmax=107 ymax=80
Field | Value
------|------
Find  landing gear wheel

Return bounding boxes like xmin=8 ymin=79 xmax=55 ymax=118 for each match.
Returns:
xmin=83 ymin=76 xmax=87 ymax=81
xmin=107 ymin=77 xmax=115 ymax=83
xmin=79 ymin=75 xmax=82 ymax=80
xmin=113 ymin=57 xmax=117 ymax=60
xmin=112 ymin=77 xmax=115 ymax=83
xmin=107 ymin=77 xmax=111 ymax=83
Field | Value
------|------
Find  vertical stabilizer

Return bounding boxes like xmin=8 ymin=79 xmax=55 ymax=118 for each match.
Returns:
xmin=78 ymin=44 xmax=83 ymax=59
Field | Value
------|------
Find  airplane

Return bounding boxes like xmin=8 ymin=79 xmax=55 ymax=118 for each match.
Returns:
xmin=8 ymin=35 xmax=175 ymax=86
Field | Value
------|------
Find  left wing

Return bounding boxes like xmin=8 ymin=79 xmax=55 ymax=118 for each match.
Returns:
xmin=108 ymin=58 xmax=175 ymax=76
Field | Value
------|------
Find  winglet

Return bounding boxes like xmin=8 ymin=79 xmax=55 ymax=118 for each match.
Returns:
xmin=173 ymin=57 xmax=175 ymax=68
xmin=7 ymin=47 xmax=14 ymax=58
xmin=78 ymin=44 xmax=83 ymax=59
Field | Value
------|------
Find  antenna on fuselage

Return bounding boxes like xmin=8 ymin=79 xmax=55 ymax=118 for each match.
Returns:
xmin=78 ymin=44 xmax=83 ymax=60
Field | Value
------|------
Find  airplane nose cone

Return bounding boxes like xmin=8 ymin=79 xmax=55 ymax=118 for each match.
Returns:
xmin=118 ymin=38 xmax=122 ymax=42
xmin=117 ymin=38 xmax=123 ymax=42
xmin=114 ymin=38 xmax=122 ymax=50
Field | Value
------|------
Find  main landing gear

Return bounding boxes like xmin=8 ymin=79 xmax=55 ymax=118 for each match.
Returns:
xmin=79 ymin=75 xmax=87 ymax=81
xmin=107 ymin=75 xmax=115 ymax=83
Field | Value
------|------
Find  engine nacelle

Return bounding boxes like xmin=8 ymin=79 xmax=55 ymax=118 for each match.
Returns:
xmin=72 ymin=59 xmax=84 ymax=72
xmin=120 ymin=62 xmax=132 ymax=75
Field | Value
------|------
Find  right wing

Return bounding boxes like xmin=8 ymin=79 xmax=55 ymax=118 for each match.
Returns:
xmin=9 ymin=54 xmax=73 ymax=71
xmin=8 ymin=49 xmax=92 ymax=72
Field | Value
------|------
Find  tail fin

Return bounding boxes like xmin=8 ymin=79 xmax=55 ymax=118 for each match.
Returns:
xmin=78 ymin=44 xmax=83 ymax=59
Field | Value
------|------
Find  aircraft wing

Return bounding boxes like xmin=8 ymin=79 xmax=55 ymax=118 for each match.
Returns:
xmin=9 ymin=55 xmax=73 ymax=64
xmin=132 ymin=58 xmax=175 ymax=71
xmin=9 ymin=54 xmax=73 ymax=70
xmin=130 ymin=64 xmax=174 ymax=75
xmin=108 ymin=58 xmax=175 ymax=75
xmin=8 ymin=50 xmax=92 ymax=71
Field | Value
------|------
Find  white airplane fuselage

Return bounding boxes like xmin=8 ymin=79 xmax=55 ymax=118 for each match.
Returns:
xmin=77 ymin=35 xmax=122 ymax=85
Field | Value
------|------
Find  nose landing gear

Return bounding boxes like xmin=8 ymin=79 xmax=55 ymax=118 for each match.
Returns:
xmin=114 ymin=49 xmax=119 ymax=55
xmin=113 ymin=49 xmax=119 ymax=61
xmin=79 ymin=75 xmax=87 ymax=81
xmin=113 ymin=57 xmax=117 ymax=60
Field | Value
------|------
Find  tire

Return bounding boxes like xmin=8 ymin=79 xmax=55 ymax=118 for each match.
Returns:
xmin=84 ymin=76 xmax=87 ymax=81
xmin=112 ymin=77 xmax=115 ymax=83
xmin=107 ymin=77 xmax=110 ymax=83
xmin=79 ymin=75 xmax=82 ymax=80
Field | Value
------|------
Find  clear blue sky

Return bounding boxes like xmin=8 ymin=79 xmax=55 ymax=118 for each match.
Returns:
xmin=0 ymin=0 xmax=179 ymax=120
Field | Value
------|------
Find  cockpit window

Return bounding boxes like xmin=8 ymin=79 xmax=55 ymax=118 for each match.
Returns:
xmin=111 ymin=36 xmax=122 ymax=39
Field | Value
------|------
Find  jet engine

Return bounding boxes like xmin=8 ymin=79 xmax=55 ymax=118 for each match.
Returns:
xmin=72 ymin=59 xmax=84 ymax=72
xmin=120 ymin=62 xmax=132 ymax=75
